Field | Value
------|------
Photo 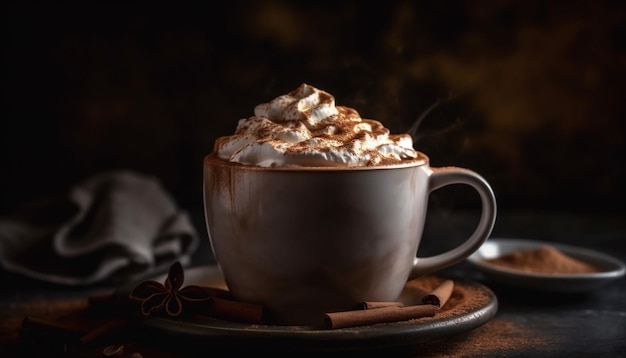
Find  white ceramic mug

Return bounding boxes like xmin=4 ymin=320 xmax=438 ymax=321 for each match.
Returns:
xmin=203 ymin=151 xmax=496 ymax=326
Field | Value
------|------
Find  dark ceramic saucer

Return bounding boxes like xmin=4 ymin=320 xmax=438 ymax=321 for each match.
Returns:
xmin=116 ymin=265 xmax=498 ymax=354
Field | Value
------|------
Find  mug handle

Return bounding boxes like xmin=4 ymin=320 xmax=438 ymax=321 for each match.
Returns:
xmin=408 ymin=166 xmax=497 ymax=279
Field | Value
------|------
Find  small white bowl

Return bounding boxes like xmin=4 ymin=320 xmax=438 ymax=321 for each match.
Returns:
xmin=467 ymin=238 xmax=626 ymax=292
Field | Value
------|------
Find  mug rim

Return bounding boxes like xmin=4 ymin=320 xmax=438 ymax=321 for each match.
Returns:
xmin=203 ymin=152 xmax=429 ymax=172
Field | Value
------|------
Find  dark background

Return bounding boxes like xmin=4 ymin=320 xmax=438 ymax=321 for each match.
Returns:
xmin=3 ymin=0 xmax=626 ymax=216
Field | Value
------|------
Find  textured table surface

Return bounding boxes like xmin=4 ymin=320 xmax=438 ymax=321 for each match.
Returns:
xmin=1 ymin=211 xmax=625 ymax=357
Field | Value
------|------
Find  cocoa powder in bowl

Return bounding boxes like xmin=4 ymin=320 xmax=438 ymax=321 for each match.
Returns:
xmin=483 ymin=245 xmax=601 ymax=274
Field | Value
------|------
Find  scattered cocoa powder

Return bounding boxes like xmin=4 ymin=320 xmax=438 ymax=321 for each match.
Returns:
xmin=390 ymin=275 xmax=553 ymax=356
xmin=484 ymin=245 xmax=601 ymax=274
xmin=407 ymin=318 xmax=549 ymax=357
xmin=382 ymin=276 xmax=555 ymax=356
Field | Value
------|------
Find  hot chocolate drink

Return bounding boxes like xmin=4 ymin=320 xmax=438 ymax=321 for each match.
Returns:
xmin=203 ymin=84 xmax=497 ymax=325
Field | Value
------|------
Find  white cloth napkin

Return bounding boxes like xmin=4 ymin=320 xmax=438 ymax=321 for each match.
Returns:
xmin=0 ymin=170 xmax=199 ymax=285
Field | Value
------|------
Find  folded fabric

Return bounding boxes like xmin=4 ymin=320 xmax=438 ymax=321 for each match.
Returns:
xmin=0 ymin=170 xmax=199 ymax=285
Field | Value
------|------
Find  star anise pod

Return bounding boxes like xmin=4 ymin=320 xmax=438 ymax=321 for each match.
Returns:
xmin=129 ymin=261 xmax=214 ymax=317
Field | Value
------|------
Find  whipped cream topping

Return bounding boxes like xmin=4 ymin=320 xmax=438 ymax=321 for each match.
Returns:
xmin=215 ymin=83 xmax=418 ymax=167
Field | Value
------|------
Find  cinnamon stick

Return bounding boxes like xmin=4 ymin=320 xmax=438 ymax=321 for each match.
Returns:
xmin=207 ymin=296 xmax=264 ymax=324
xmin=87 ymin=292 xmax=116 ymax=307
xmin=21 ymin=316 xmax=84 ymax=335
xmin=323 ymin=304 xmax=437 ymax=329
xmin=421 ymin=279 xmax=454 ymax=308
xmin=357 ymin=301 xmax=405 ymax=309
xmin=79 ymin=316 xmax=128 ymax=345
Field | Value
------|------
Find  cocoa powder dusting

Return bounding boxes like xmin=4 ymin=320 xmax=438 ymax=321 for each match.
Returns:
xmin=408 ymin=318 xmax=548 ymax=357
xmin=395 ymin=276 xmax=551 ymax=357
xmin=484 ymin=245 xmax=601 ymax=274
